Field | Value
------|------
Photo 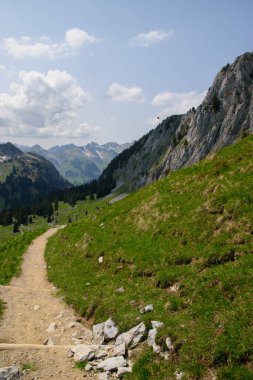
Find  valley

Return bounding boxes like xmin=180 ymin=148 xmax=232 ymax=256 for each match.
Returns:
xmin=0 ymin=49 xmax=252 ymax=380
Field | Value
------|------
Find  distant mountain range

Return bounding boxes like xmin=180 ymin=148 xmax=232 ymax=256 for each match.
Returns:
xmin=0 ymin=143 xmax=70 ymax=211
xmin=16 ymin=141 xmax=131 ymax=185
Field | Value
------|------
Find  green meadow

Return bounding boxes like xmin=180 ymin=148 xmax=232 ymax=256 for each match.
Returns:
xmin=45 ymin=136 xmax=253 ymax=379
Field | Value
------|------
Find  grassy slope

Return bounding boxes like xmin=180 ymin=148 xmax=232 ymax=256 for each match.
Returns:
xmin=45 ymin=136 xmax=253 ymax=379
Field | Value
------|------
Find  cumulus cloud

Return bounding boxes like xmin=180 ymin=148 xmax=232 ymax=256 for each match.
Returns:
xmin=108 ymin=82 xmax=145 ymax=102
xmin=2 ymin=28 xmax=100 ymax=59
xmin=152 ymin=90 xmax=207 ymax=116
xmin=0 ymin=69 xmax=100 ymax=139
xmin=130 ymin=29 xmax=174 ymax=47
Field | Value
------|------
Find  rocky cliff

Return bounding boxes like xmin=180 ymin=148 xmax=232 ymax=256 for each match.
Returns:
xmin=100 ymin=52 xmax=253 ymax=191
xmin=150 ymin=52 xmax=253 ymax=182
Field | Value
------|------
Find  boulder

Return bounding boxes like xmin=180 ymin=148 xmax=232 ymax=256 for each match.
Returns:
xmin=0 ymin=366 xmax=22 ymax=380
xmin=115 ymin=322 xmax=146 ymax=348
xmin=93 ymin=318 xmax=119 ymax=343
xmin=97 ymin=356 xmax=127 ymax=372
xmin=71 ymin=345 xmax=95 ymax=363
xmin=115 ymin=287 xmax=125 ymax=293
xmin=104 ymin=318 xmax=119 ymax=341
xmin=93 ymin=322 xmax=105 ymax=344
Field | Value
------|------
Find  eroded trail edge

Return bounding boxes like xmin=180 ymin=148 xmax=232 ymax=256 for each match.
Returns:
xmin=0 ymin=227 xmax=95 ymax=380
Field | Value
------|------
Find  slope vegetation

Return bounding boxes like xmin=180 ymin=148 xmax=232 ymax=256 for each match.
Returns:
xmin=45 ymin=136 xmax=253 ymax=379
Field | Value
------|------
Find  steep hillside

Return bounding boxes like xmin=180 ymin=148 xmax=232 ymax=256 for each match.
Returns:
xmin=46 ymin=135 xmax=253 ymax=379
xmin=0 ymin=143 xmax=70 ymax=210
xmin=98 ymin=52 xmax=253 ymax=192
xmin=19 ymin=141 xmax=131 ymax=185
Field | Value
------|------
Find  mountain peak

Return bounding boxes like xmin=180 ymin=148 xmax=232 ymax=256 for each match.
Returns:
xmin=0 ymin=142 xmax=24 ymax=158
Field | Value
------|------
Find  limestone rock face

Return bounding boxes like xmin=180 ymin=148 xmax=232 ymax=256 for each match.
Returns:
xmin=149 ymin=52 xmax=253 ymax=182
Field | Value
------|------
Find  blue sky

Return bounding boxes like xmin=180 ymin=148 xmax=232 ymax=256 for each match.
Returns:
xmin=0 ymin=0 xmax=252 ymax=147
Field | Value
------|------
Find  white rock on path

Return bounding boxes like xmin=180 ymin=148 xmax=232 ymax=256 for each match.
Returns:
xmin=115 ymin=322 xmax=146 ymax=348
xmin=97 ymin=356 xmax=127 ymax=372
xmin=46 ymin=322 xmax=56 ymax=333
xmin=0 ymin=366 xmax=22 ymax=380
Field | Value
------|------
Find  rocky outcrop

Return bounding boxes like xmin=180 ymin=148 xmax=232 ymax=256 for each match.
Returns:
xmin=151 ymin=52 xmax=253 ymax=181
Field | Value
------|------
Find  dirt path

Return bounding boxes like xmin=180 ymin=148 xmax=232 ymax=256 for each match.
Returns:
xmin=0 ymin=228 xmax=96 ymax=379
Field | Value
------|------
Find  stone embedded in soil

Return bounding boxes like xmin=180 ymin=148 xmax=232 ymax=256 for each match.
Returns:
xmin=46 ymin=322 xmax=56 ymax=333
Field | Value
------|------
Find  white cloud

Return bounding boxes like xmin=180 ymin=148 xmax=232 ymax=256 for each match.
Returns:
xmin=2 ymin=28 xmax=100 ymax=59
xmin=108 ymin=82 xmax=145 ymax=102
xmin=130 ymin=29 xmax=174 ymax=47
xmin=152 ymin=90 xmax=207 ymax=117
xmin=0 ymin=69 xmax=100 ymax=139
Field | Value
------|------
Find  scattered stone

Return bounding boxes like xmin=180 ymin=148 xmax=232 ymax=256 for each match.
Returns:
xmin=115 ymin=287 xmax=125 ymax=293
xmin=33 ymin=305 xmax=40 ymax=311
xmin=144 ymin=304 xmax=154 ymax=313
xmin=98 ymin=256 xmax=104 ymax=264
xmin=104 ymin=318 xmax=119 ymax=341
xmin=166 ymin=337 xmax=174 ymax=351
xmin=169 ymin=283 xmax=180 ymax=293
xmin=97 ymin=356 xmax=127 ymax=372
xmin=148 ymin=328 xmax=161 ymax=354
xmin=117 ymin=366 xmax=132 ymax=377
xmin=151 ymin=321 xmax=164 ymax=329
xmin=86 ymin=283 xmax=90 ymax=286
xmin=43 ymin=337 xmax=54 ymax=346
xmin=67 ymin=350 xmax=74 ymax=358
xmin=84 ymin=364 xmax=92 ymax=371
xmin=115 ymin=322 xmax=146 ymax=348
xmin=108 ymin=342 xmax=126 ymax=357
xmin=71 ymin=345 xmax=95 ymax=363
xmin=67 ymin=321 xmax=77 ymax=329
xmin=46 ymin=322 xmax=56 ymax=333
xmin=0 ymin=366 xmax=22 ymax=380
xmin=174 ymin=371 xmax=184 ymax=380
xmin=93 ymin=318 xmax=119 ymax=343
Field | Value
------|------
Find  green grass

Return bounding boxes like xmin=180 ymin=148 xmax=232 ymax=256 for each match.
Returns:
xmin=45 ymin=136 xmax=253 ymax=379
xmin=21 ymin=362 xmax=37 ymax=371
